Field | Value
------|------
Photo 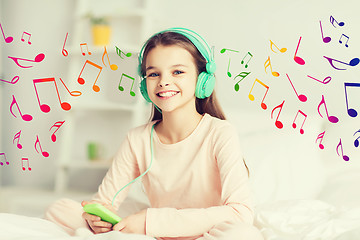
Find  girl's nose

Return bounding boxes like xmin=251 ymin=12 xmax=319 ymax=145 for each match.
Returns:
xmin=158 ymin=75 xmax=171 ymax=87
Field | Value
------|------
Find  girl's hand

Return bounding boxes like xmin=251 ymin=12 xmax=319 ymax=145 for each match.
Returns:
xmin=113 ymin=209 xmax=147 ymax=234
xmin=81 ymin=201 xmax=114 ymax=234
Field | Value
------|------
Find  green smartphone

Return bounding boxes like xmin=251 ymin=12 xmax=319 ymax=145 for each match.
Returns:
xmin=83 ymin=203 xmax=122 ymax=225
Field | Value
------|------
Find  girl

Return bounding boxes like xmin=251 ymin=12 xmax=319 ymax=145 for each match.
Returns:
xmin=45 ymin=28 xmax=264 ymax=240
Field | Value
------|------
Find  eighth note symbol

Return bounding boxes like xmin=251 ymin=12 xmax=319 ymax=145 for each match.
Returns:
xmin=13 ymin=130 xmax=23 ymax=149
xmin=353 ymin=130 xmax=360 ymax=148
xmin=34 ymin=135 xmax=49 ymax=158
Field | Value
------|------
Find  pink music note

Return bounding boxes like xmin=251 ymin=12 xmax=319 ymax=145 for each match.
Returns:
xmin=118 ymin=73 xmax=136 ymax=96
xmin=0 ymin=153 xmax=9 ymax=166
xmin=8 ymin=53 xmax=45 ymax=68
xmin=344 ymin=82 xmax=360 ymax=118
xmin=294 ymin=37 xmax=305 ymax=65
xmin=34 ymin=135 xmax=49 ymax=158
xmin=21 ymin=157 xmax=31 ymax=171
xmin=307 ymin=75 xmax=331 ymax=85
xmin=77 ymin=60 xmax=103 ymax=92
xmin=13 ymin=130 xmax=23 ymax=149
xmin=339 ymin=34 xmax=349 ymax=47
xmin=33 ymin=78 xmax=71 ymax=113
xmin=336 ymin=139 xmax=349 ymax=161
xmin=315 ymin=131 xmax=325 ymax=149
xmin=62 ymin=32 xmax=69 ymax=57
xmin=317 ymin=95 xmax=338 ymax=123
xmin=102 ymin=46 xmax=118 ymax=70
xmin=115 ymin=46 xmax=132 ymax=58
xmin=234 ymin=71 xmax=250 ymax=92
xmin=59 ymin=78 xmax=81 ymax=97
xmin=292 ymin=110 xmax=307 ymax=134
xmin=270 ymin=40 xmax=287 ymax=53
xmin=354 ymin=130 xmax=360 ymax=148
xmin=50 ymin=121 xmax=65 ymax=142
xmin=323 ymin=56 xmax=359 ymax=70
xmin=264 ymin=56 xmax=280 ymax=77
xmin=21 ymin=31 xmax=32 ymax=44
xmin=319 ymin=21 xmax=331 ymax=43
xmin=248 ymin=79 xmax=269 ymax=110
xmin=10 ymin=95 xmax=33 ymax=121
xmin=0 ymin=23 xmax=13 ymax=43
xmin=241 ymin=52 xmax=253 ymax=68
xmin=330 ymin=15 xmax=345 ymax=28
xmin=286 ymin=73 xmax=307 ymax=102
xmin=80 ymin=43 xmax=91 ymax=56
xmin=0 ymin=76 xmax=19 ymax=84
xmin=271 ymin=100 xmax=285 ymax=129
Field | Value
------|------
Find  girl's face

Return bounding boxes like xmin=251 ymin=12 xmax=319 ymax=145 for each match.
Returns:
xmin=145 ymin=45 xmax=198 ymax=114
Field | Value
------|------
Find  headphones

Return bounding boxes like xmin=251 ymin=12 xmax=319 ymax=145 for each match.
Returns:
xmin=138 ymin=27 xmax=217 ymax=106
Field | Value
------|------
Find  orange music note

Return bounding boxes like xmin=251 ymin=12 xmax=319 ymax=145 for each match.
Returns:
xmin=115 ymin=46 xmax=132 ymax=58
xmin=0 ymin=76 xmax=19 ymax=84
xmin=286 ymin=73 xmax=307 ymax=102
xmin=0 ymin=23 xmax=13 ymax=43
xmin=77 ymin=60 xmax=103 ymax=92
xmin=292 ymin=110 xmax=307 ymax=134
xmin=10 ymin=95 xmax=33 ymax=121
xmin=248 ymin=79 xmax=269 ymax=110
xmin=241 ymin=52 xmax=253 ymax=68
xmin=50 ymin=121 xmax=65 ymax=142
xmin=8 ymin=53 xmax=45 ymax=68
xmin=102 ymin=46 xmax=118 ymax=70
xmin=34 ymin=135 xmax=49 ymax=158
xmin=270 ymin=40 xmax=287 ymax=53
xmin=118 ymin=73 xmax=136 ymax=96
xmin=0 ymin=153 xmax=9 ymax=166
xmin=317 ymin=95 xmax=338 ymax=123
xmin=336 ymin=139 xmax=349 ymax=161
xmin=80 ymin=43 xmax=91 ymax=56
xmin=264 ymin=56 xmax=280 ymax=77
xmin=33 ymin=78 xmax=71 ymax=113
xmin=315 ymin=131 xmax=326 ymax=149
xmin=13 ymin=130 xmax=23 ymax=149
xmin=294 ymin=36 xmax=305 ymax=65
xmin=234 ymin=71 xmax=250 ymax=92
xmin=62 ymin=32 xmax=69 ymax=57
xmin=21 ymin=31 xmax=32 ymax=44
xmin=271 ymin=100 xmax=285 ymax=129
xmin=21 ymin=157 xmax=31 ymax=171
xmin=59 ymin=78 xmax=81 ymax=97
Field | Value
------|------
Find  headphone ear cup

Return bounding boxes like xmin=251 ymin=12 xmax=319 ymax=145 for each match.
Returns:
xmin=140 ymin=79 xmax=152 ymax=103
xmin=196 ymin=72 xmax=215 ymax=99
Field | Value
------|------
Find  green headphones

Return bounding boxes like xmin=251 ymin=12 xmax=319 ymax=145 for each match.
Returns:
xmin=138 ymin=27 xmax=216 ymax=106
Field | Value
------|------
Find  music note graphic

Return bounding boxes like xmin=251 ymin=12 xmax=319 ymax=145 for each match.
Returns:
xmin=315 ymin=131 xmax=326 ymax=149
xmin=353 ymin=130 xmax=360 ymax=147
xmin=330 ymin=15 xmax=345 ymax=28
xmin=286 ymin=73 xmax=307 ymax=102
xmin=220 ymin=48 xmax=239 ymax=54
xmin=344 ymin=82 xmax=360 ymax=118
xmin=50 ymin=121 xmax=65 ymax=142
xmin=62 ymin=32 xmax=69 ymax=57
xmin=8 ymin=53 xmax=45 ymax=68
xmin=319 ymin=21 xmax=331 ymax=43
xmin=118 ymin=73 xmax=136 ymax=96
xmin=264 ymin=56 xmax=280 ymax=77
xmin=0 ymin=153 xmax=9 ymax=166
xmin=294 ymin=37 xmax=305 ymax=65
xmin=323 ymin=56 xmax=359 ymax=70
xmin=227 ymin=58 xmax=232 ymax=77
xmin=115 ymin=46 xmax=132 ymax=58
xmin=0 ymin=76 xmax=19 ymax=85
xmin=59 ymin=78 xmax=82 ymax=97
xmin=270 ymin=40 xmax=287 ymax=53
xmin=102 ymin=46 xmax=118 ymax=70
xmin=77 ymin=60 xmax=103 ymax=92
xmin=336 ymin=139 xmax=349 ymax=161
xmin=307 ymin=75 xmax=331 ymax=85
xmin=10 ymin=95 xmax=33 ymax=121
xmin=317 ymin=95 xmax=339 ymax=123
xmin=33 ymin=78 xmax=71 ymax=113
xmin=80 ymin=43 xmax=91 ymax=56
xmin=271 ymin=100 xmax=285 ymax=129
xmin=13 ymin=130 xmax=23 ymax=149
xmin=21 ymin=31 xmax=32 ymax=44
xmin=339 ymin=34 xmax=349 ymax=47
xmin=292 ymin=110 xmax=307 ymax=134
xmin=234 ymin=72 xmax=250 ymax=92
xmin=248 ymin=79 xmax=269 ymax=110
xmin=35 ymin=135 xmax=49 ymax=158
xmin=0 ymin=23 xmax=13 ymax=43
xmin=21 ymin=157 xmax=31 ymax=171
xmin=241 ymin=52 xmax=253 ymax=68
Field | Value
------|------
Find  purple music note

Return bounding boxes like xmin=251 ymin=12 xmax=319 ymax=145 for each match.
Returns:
xmin=336 ymin=139 xmax=349 ymax=161
xmin=317 ymin=95 xmax=338 ymax=123
xmin=353 ymin=130 xmax=360 ymax=148
xmin=319 ymin=20 xmax=331 ymax=43
xmin=344 ymin=82 xmax=360 ymax=118
xmin=323 ymin=56 xmax=359 ymax=70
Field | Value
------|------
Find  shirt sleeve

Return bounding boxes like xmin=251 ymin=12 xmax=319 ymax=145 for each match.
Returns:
xmin=92 ymin=133 xmax=140 ymax=210
xmin=145 ymin=123 xmax=254 ymax=238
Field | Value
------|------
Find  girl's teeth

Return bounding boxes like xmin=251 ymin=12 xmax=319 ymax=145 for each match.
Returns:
xmin=159 ymin=92 xmax=178 ymax=97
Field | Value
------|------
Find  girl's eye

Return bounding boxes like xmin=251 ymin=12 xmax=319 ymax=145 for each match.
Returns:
xmin=174 ymin=70 xmax=183 ymax=75
xmin=147 ymin=72 xmax=159 ymax=78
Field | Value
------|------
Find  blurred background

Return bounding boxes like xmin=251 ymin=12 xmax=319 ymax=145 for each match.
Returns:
xmin=0 ymin=0 xmax=359 ymax=217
